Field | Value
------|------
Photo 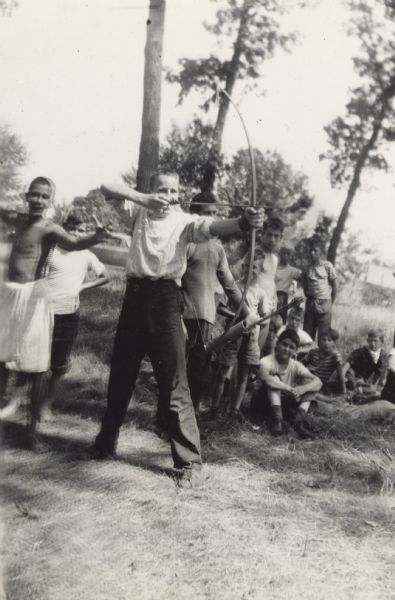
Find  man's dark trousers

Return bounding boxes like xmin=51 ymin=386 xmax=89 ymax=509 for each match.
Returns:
xmin=95 ymin=278 xmax=201 ymax=469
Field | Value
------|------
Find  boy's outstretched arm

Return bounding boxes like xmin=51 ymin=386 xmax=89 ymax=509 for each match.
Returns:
xmin=209 ymin=207 xmax=264 ymax=238
xmin=48 ymin=224 xmax=109 ymax=251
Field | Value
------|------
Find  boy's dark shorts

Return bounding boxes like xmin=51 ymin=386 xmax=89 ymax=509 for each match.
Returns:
xmin=50 ymin=312 xmax=79 ymax=376
xmin=217 ymin=325 xmax=260 ymax=367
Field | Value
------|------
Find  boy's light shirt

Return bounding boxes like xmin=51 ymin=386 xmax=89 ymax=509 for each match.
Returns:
xmin=46 ymin=247 xmax=105 ymax=314
xmin=303 ymin=261 xmax=336 ymax=300
xmin=259 ymin=353 xmax=313 ymax=387
xmin=124 ymin=203 xmax=213 ymax=285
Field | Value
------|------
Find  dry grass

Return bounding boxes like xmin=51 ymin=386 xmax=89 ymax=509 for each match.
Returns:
xmin=2 ymin=270 xmax=395 ymax=600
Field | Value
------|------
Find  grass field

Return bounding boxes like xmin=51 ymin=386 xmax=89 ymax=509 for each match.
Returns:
xmin=1 ymin=269 xmax=395 ymax=600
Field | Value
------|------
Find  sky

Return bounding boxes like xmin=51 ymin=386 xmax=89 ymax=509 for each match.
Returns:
xmin=0 ymin=0 xmax=394 ymax=259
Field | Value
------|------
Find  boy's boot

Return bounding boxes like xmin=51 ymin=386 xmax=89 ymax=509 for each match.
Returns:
xmin=271 ymin=405 xmax=283 ymax=436
xmin=294 ymin=409 xmax=314 ymax=439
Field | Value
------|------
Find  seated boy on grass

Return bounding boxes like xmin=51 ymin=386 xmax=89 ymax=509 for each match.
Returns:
xmin=343 ymin=329 xmax=387 ymax=399
xmin=250 ymin=329 xmax=322 ymax=436
xmin=278 ymin=305 xmax=314 ymax=360
xmin=305 ymin=328 xmax=347 ymax=395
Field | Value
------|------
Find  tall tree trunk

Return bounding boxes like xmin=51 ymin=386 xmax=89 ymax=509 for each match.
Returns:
xmin=327 ymin=102 xmax=387 ymax=264
xmin=136 ymin=0 xmax=166 ymax=193
xmin=202 ymin=0 xmax=253 ymax=192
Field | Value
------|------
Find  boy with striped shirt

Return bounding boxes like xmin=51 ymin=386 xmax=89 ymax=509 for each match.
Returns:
xmin=305 ymin=328 xmax=346 ymax=394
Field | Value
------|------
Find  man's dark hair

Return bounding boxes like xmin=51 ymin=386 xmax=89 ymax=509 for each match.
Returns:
xmin=262 ymin=216 xmax=284 ymax=234
xmin=189 ymin=191 xmax=217 ymax=214
xmin=277 ymin=328 xmax=300 ymax=348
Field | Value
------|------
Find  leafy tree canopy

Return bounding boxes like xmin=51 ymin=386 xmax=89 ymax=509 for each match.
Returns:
xmin=321 ymin=0 xmax=395 ymax=188
xmin=0 ymin=123 xmax=28 ymax=209
xmin=167 ymin=0 xmax=296 ymax=110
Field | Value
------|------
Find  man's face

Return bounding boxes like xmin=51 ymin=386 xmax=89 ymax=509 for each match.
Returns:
xmin=275 ymin=338 xmax=298 ymax=363
xmin=26 ymin=183 xmax=52 ymax=217
xmin=287 ymin=313 xmax=302 ymax=331
xmin=318 ymin=335 xmax=334 ymax=353
xmin=149 ymin=174 xmax=179 ymax=220
xmin=367 ymin=335 xmax=381 ymax=352
xmin=262 ymin=227 xmax=282 ymax=253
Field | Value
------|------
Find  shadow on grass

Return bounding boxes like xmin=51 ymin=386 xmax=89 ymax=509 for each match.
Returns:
xmin=1 ymin=419 xmax=173 ymax=500
xmin=58 ymin=370 xmax=158 ymax=429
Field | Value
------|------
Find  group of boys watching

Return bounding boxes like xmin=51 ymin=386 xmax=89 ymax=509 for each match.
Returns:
xmin=1 ymin=173 xmax=395 ymax=484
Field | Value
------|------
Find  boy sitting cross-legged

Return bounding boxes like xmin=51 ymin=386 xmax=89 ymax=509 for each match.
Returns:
xmin=305 ymin=328 xmax=347 ymax=395
xmin=250 ymin=329 xmax=322 ymax=436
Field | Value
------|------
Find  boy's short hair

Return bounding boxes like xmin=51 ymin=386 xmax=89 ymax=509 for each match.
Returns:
xmin=27 ymin=176 xmax=56 ymax=198
xmin=309 ymin=236 xmax=326 ymax=253
xmin=367 ymin=329 xmax=385 ymax=343
xmin=190 ymin=191 xmax=217 ymax=214
xmin=262 ymin=215 xmax=284 ymax=234
xmin=149 ymin=171 xmax=179 ymax=191
xmin=277 ymin=329 xmax=300 ymax=348
xmin=318 ymin=328 xmax=339 ymax=342
xmin=288 ymin=306 xmax=304 ymax=319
